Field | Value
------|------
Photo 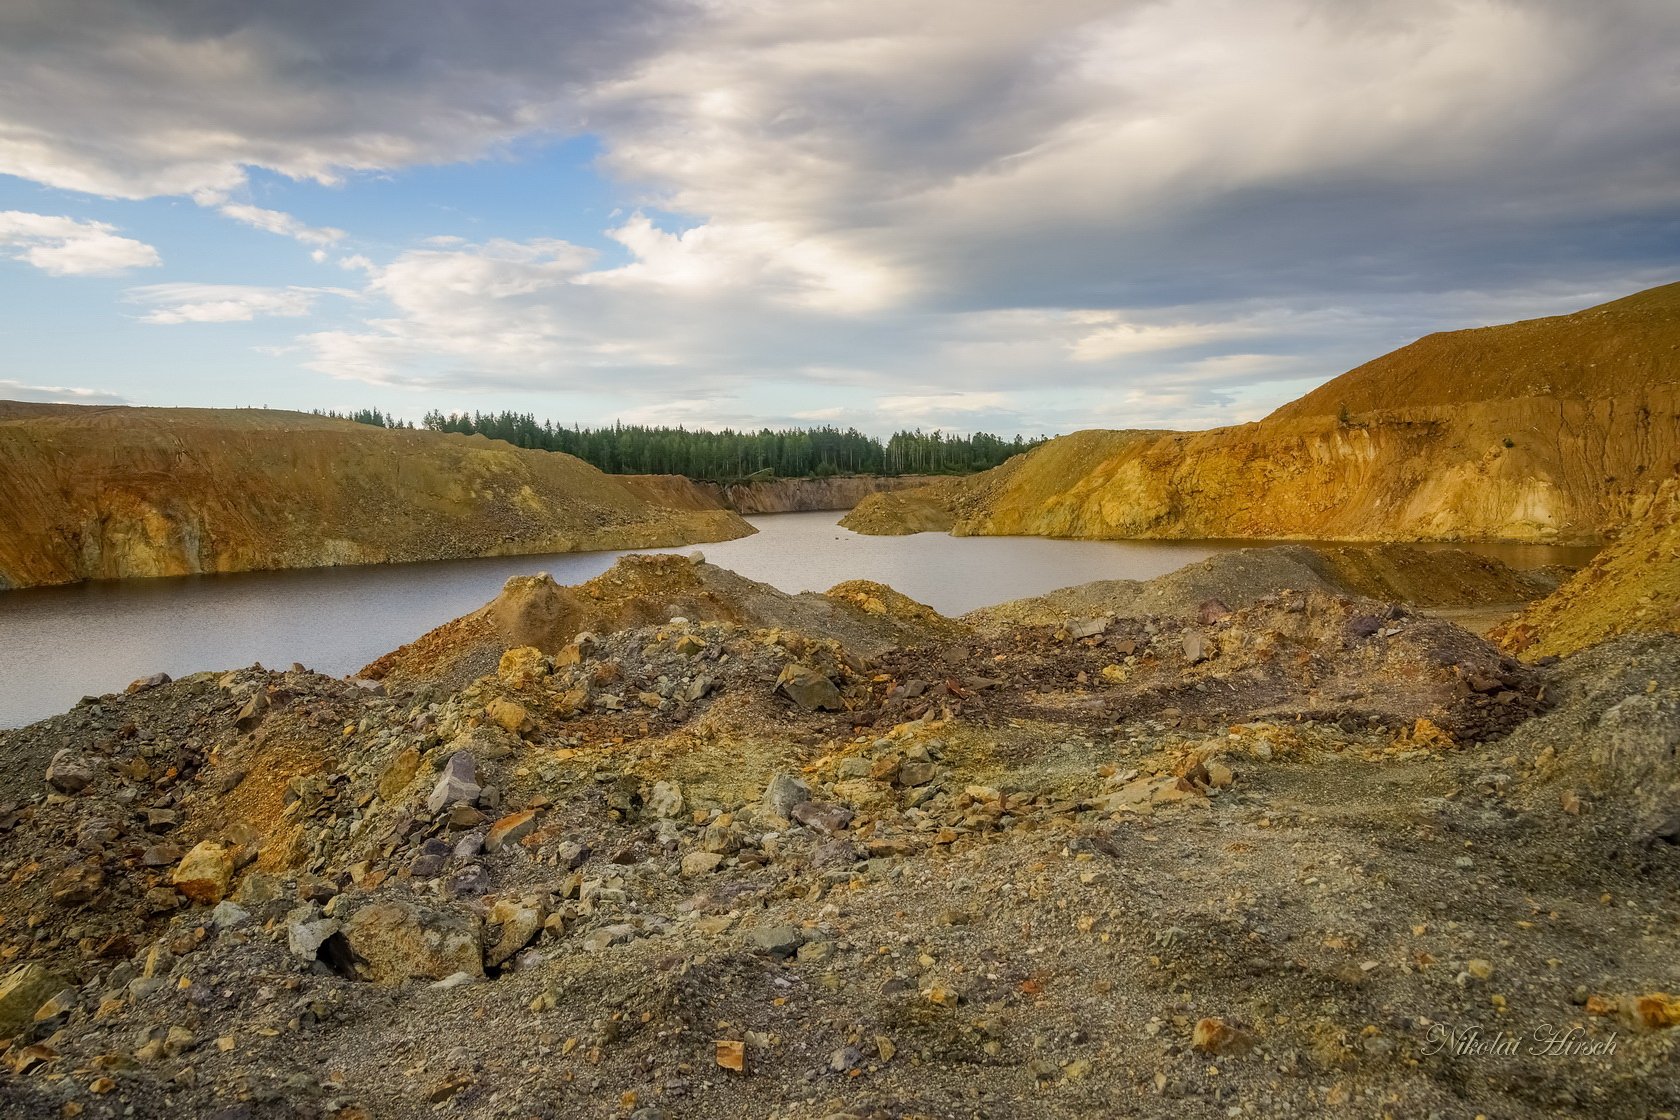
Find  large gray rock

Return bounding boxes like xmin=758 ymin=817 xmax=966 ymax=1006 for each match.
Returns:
xmin=761 ymin=772 xmax=811 ymax=820
xmin=45 ymin=750 xmax=93 ymax=794
xmin=776 ymin=664 xmax=844 ymax=711
xmin=427 ymin=751 xmax=481 ymax=814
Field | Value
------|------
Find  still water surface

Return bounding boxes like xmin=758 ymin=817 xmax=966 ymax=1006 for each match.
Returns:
xmin=0 ymin=513 xmax=1592 ymax=728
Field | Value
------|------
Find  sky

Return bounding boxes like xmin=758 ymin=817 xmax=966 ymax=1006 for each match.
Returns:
xmin=0 ymin=0 xmax=1676 ymax=438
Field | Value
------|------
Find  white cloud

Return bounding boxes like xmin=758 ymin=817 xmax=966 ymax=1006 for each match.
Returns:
xmin=126 ymin=282 xmax=352 ymax=324
xmin=1 ymin=2 xmax=1677 ymax=430
xmin=0 ymin=210 xmax=160 ymax=276
xmin=0 ymin=379 xmax=128 ymax=404
xmin=214 ymin=202 xmax=345 ymax=246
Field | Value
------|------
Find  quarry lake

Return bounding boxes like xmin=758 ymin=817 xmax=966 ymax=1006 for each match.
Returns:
xmin=0 ymin=511 xmax=1594 ymax=728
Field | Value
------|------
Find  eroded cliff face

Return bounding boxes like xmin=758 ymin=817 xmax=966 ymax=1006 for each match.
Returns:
xmin=0 ymin=404 xmax=753 ymax=589
xmin=620 ymin=473 xmax=940 ymax=514
xmin=1492 ymin=479 xmax=1680 ymax=658
xmin=845 ymin=283 xmax=1680 ymax=544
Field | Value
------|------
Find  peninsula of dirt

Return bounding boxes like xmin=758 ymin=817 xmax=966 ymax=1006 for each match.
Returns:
xmin=844 ymin=282 xmax=1680 ymax=544
xmin=0 ymin=403 xmax=753 ymax=590
xmin=1 ymin=542 xmax=1674 ymax=1119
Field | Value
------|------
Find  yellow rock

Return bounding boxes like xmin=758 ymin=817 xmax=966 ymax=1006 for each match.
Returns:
xmin=377 ymin=747 xmax=421 ymax=801
xmin=485 ymin=697 xmax=533 ymax=735
xmin=171 ymin=842 xmax=234 ymax=906
xmin=497 ymin=646 xmax=548 ymax=687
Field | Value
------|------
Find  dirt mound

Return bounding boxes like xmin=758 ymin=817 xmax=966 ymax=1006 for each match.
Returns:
xmin=1274 ymin=280 xmax=1680 ymax=417
xmin=1493 ymin=479 xmax=1680 ymax=658
xmin=846 ymin=283 xmax=1680 ymax=544
xmin=965 ymin=544 xmax=1563 ymax=632
xmin=364 ymin=555 xmax=965 ymax=689
xmin=0 ymin=404 xmax=752 ymax=589
xmin=1500 ymin=633 xmax=1680 ymax=844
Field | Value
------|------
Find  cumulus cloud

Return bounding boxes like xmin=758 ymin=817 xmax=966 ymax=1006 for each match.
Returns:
xmin=126 ymin=283 xmax=353 ymax=324
xmin=2 ymin=1 xmax=1677 ymax=427
xmin=0 ymin=210 xmax=160 ymax=276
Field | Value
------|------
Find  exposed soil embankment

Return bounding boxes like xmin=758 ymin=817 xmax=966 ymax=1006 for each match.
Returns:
xmin=845 ymin=282 xmax=1680 ymax=543
xmin=0 ymin=403 xmax=753 ymax=589
xmin=621 ymin=473 xmax=940 ymax=514
xmin=1493 ymin=477 xmax=1680 ymax=658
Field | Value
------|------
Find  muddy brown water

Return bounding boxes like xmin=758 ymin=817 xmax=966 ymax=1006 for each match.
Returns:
xmin=0 ymin=512 xmax=1596 ymax=728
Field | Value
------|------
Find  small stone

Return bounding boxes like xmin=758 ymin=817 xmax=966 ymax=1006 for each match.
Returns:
xmin=483 ymin=810 xmax=537 ymax=853
xmin=209 ymin=901 xmax=250 ymax=929
xmin=448 ymin=804 xmax=488 ymax=830
xmin=1182 ymin=631 xmax=1210 ymax=664
xmin=715 ymin=1039 xmax=746 ymax=1072
xmin=790 ymin=801 xmax=853 ymax=834
xmin=497 ymin=646 xmax=548 ymax=687
xmin=1191 ymin=1017 xmax=1254 ymax=1055
xmin=895 ymin=761 xmax=938 ymax=787
xmin=171 ymin=842 xmax=234 ymax=906
xmin=286 ymin=909 xmax=340 ymax=961
xmin=682 ymin=851 xmax=724 ymax=877
xmin=233 ymin=689 xmax=270 ymax=731
xmin=125 ymin=672 xmax=171 ymax=695
xmin=1205 ymin=761 xmax=1234 ymax=789
xmin=749 ymin=924 xmax=801 ymax=957
xmin=829 ymin=1045 xmax=864 ymax=1072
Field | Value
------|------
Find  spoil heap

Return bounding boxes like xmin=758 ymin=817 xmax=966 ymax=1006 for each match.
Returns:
xmin=1 ymin=552 xmax=1676 ymax=1118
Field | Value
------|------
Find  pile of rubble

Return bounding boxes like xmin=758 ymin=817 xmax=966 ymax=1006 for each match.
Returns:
xmin=1 ymin=553 xmax=1677 ymax=1119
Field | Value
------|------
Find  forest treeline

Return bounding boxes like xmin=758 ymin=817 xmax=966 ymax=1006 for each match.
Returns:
xmin=318 ymin=406 xmax=1044 ymax=480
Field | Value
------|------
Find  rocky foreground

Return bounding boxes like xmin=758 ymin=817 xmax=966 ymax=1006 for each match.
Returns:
xmin=0 ymin=549 xmax=1677 ymax=1119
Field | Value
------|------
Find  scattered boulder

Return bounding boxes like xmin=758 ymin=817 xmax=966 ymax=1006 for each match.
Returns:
xmin=761 ymin=772 xmax=811 ymax=820
xmin=378 ymin=747 xmax=421 ymax=801
xmin=171 ymin=841 xmax=234 ymax=905
xmin=340 ymin=901 xmax=483 ymax=985
xmin=44 ymin=750 xmax=93 ymax=795
xmin=776 ymin=663 xmax=844 ymax=711
xmin=483 ymin=810 xmax=537 ymax=853
xmin=647 ymin=780 xmax=685 ymax=820
xmin=485 ymin=697 xmax=533 ymax=735
xmin=484 ymin=896 xmax=544 ymax=968
xmin=427 ymin=751 xmax=481 ymax=814
xmin=682 ymin=851 xmax=724 ymax=877
xmin=234 ymin=689 xmax=270 ymax=731
xmin=125 ymin=672 xmax=170 ymax=695
xmin=0 ymin=963 xmax=67 ymax=1040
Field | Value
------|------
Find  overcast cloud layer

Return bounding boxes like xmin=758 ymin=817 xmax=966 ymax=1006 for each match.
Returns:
xmin=0 ymin=0 xmax=1676 ymax=433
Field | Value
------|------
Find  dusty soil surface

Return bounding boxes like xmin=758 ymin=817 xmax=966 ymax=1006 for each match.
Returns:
xmin=1 ymin=549 xmax=1676 ymax=1119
